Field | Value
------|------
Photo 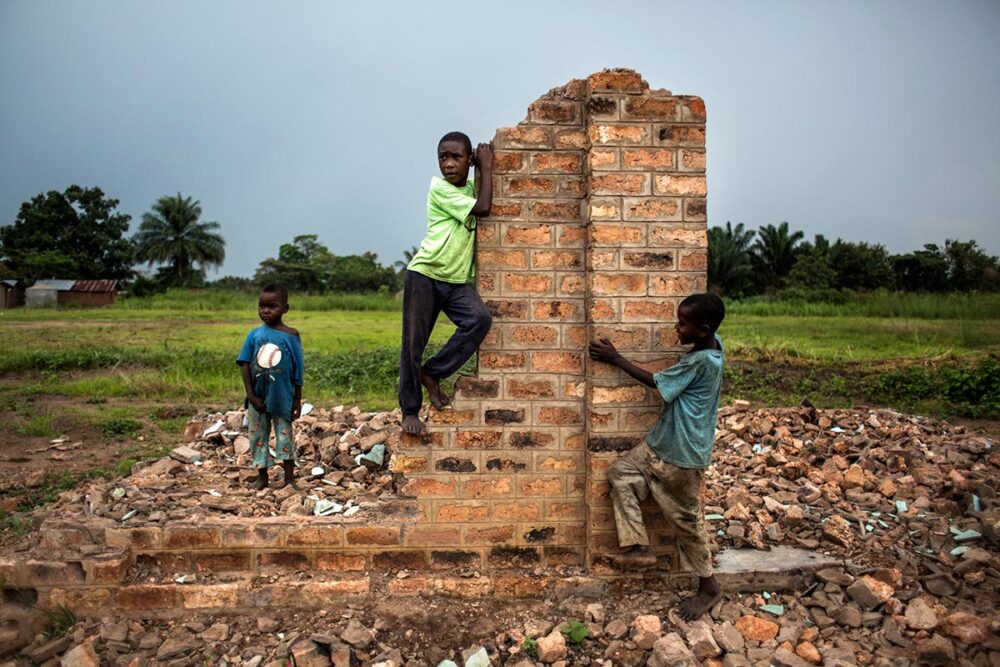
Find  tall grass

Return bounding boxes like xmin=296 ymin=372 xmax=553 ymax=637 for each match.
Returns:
xmin=728 ymin=291 xmax=1000 ymax=319
xmin=118 ymin=288 xmax=401 ymax=312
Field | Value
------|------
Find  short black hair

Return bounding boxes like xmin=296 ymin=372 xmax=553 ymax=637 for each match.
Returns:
xmin=679 ymin=293 xmax=725 ymax=333
xmin=438 ymin=131 xmax=472 ymax=156
xmin=260 ymin=283 xmax=288 ymax=304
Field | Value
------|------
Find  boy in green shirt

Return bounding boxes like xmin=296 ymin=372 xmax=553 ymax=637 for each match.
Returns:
xmin=400 ymin=131 xmax=494 ymax=435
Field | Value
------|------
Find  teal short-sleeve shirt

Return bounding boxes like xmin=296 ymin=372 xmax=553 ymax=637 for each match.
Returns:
xmin=406 ymin=177 xmax=478 ymax=284
xmin=645 ymin=336 xmax=724 ymax=469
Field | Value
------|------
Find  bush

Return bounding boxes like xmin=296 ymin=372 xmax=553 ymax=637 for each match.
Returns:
xmin=865 ymin=357 xmax=1000 ymax=418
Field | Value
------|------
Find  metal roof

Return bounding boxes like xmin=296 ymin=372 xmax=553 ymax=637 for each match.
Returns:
xmin=28 ymin=280 xmax=77 ymax=291
xmin=71 ymin=279 xmax=118 ymax=292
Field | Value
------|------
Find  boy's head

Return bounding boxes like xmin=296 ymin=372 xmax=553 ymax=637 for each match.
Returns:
xmin=438 ymin=131 xmax=473 ymax=186
xmin=258 ymin=283 xmax=289 ymax=326
xmin=675 ymin=293 xmax=725 ymax=345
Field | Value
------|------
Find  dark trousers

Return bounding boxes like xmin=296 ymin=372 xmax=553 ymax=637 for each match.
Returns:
xmin=399 ymin=270 xmax=492 ymax=415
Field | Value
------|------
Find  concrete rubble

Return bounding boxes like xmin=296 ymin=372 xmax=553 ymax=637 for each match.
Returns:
xmin=0 ymin=403 xmax=996 ymax=664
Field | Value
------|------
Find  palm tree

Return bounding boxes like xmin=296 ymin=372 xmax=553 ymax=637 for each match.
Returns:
xmin=394 ymin=245 xmax=420 ymax=271
xmin=708 ymin=222 xmax=755 ymax=295
xmin=133 ymin=194 xmax=225 ymax=285
xmin=753 ymin=221 xmax=804 ymax=289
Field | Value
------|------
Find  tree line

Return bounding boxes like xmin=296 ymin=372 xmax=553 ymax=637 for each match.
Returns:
xmin=709 ymin=221 xmax=999 ymax=297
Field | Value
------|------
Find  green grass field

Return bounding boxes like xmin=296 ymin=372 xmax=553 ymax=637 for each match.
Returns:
xmin=2 ymin=291 xmax=997 ymax=414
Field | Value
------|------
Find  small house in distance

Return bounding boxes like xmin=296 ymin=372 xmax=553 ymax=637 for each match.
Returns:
xmin=25 ymin=279 xmax=120 ymax=308
xmin=1 ymin=279 xmax=25 ymax=308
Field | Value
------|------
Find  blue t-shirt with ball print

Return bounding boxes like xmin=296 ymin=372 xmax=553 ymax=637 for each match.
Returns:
xmin=236 ymin=325 xmax=304 ymax=421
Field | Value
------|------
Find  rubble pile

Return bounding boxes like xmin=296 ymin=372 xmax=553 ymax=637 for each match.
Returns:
xmin=48 ymin=405 xmax=405 ymax=529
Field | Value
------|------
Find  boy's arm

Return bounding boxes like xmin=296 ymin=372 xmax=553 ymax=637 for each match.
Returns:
xmin=292 ymin=385 xmax=302 ymax=420
xmin=291 ymin=335 xmax=304 ymax=419
xmin=588 ymin=338 xmax=656 ymax=389
xmin=470 ymin=142 xmax=494 ymax=218
xmin=239 ymin=362 xmax=265 ymax=412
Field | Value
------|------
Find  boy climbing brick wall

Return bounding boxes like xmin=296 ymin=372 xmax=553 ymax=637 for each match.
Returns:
xmin=397 ymin=69 xmax=707 ymax=571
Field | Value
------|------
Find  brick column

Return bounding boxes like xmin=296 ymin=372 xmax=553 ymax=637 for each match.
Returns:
xmin=400 ymin=69 xmax=707 ymax=572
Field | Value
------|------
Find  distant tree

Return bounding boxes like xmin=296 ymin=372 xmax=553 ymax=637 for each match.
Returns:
xmin=208 ymin=276 xmax=255 ymax=291
xmin=828 ymin=240 xmax=895 ymax=291
xmin=752 ymin=222 xmax=804 ymax=290
xmin=707 ymin=222 xmax=755 ymax=296
xmin=945 ymin=239 xmax=1000 ymax=291
xmin=395 ymin=245 xmax=420 ymax=271
xmin=0 ymin=185 xmax=133 ymax=282
xmin=329 ymin=252 xmax=399 ymax=292
xmin=133 ymin=193 xmax=225 ymax=286
xmin=892 ymin=244 xmax=949 ymax=292
xmin=254 ymin=234 xmax=334 ymax=293
xmin=787 ymin=234 xmax=837 ymax=290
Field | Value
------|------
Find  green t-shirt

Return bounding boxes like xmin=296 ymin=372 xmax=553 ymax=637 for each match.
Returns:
xmin=407 ymin=176 xmax=478 ymax=284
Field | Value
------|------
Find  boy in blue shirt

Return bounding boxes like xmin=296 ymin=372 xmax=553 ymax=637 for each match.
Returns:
xmin=400 ymin=131 xmax=495 ymax=435
xmin=589 ymin=293 xmax=725 ymax=620
xmin=236 ymin=284 xmax=305 ymax=490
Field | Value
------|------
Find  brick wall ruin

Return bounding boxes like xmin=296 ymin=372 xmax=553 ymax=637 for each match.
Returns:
xmin=398 ymin=68 xmax=708 ymax=570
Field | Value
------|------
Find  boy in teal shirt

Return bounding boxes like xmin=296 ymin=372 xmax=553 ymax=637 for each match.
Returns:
xmin=589 ymin=293 xmax=725 ymax=620
xmin=400 ymin=132 xmax=495 ymax=435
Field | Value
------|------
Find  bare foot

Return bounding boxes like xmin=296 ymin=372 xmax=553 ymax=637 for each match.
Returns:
xmin=402 ymin=413 xmax=426 ymax=435
xmin=611 ymin=545 xmax=657 ymax=567
xmin=277 ymin=462 xmax=297 ymax=489
xmin=676 ymin=576 xmax=722 ymax=620
xmin=252 ymin=470 xmax=269 ymax=490
xmin=420 ymin=368 xmax=451 ymax=409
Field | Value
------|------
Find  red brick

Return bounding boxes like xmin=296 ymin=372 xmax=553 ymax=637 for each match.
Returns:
xmin=439 ymin=577 xmax=494 ymax=597
xmin=622 ymin=148 xmax=675 ymax=170
xmin=481 ymin=351 xmax=526 ymax=369
xmin=529 ymin=99 xmax=579 ymax=124
xmin=624 ymin=409 xmax=661 ymax=430
xmin=478 ymin=249 xmax=527 ymax=269
xmin=533 ymin=300 xmax=578 ymax=320
xmin=589 ymin=124 xmax=648 ymax=145
xmin=520 ymin=478 xmax=564 ymax=496
xmin=623 ymin=97 xmax=678 ymax=120
xmin=484 ymin=299 xmax=527 ymax=318
xmin=455 ymin=377 xmax=499 ymax=398
xmin=494 ymin=502 xmax=542 ymax=521
xmin=591 ymin=224 xmax=642 ymax=244
xmin=591 ymin=173 xmax=648 ymax=196
xmin=589 ymin=299 xmax=617 ymax=320
xmin=554 ymin=128 xmax=587 ymax=149
xmin=559 ymin=274 xmax=585 ymax=295
xmin=463 ymin=478 xmax=513 ymax=498
xmin=592 ymin=325 xmax=650 ymax=350
xmin=654 ymin=174 xmax=707 ymax=196
xmin=88 ymin=557 xmax=128 ymax=584
xmin=117 ymin=585 xmax=181 ymax=610
xmin=680 ymin=251 xmax=708 ymax=270
xmin=591 ymin=274 xmax=645 ymax=295
xmin=164 ymin=526 xmax=220 ymax=549
xmin=537 ymin=406 xmax=582 ymax=425
xmin=477 ymin=271 xmax=496 ymax=294
xmin=503 ymin=224 xmax=552 ymax=245
xmin=680 ymin=149 xmax=706 ymax=171
xmin=24 ymin=561 xmax=84 ymax=585
xmin=532 ymin=201 xmax=580 ymax=221
xmin=532 ymin=351 xmax=582 ymax=373
xmin=587 ymin=250 xmax=617 ymax=269
xmin=316 ymin=553 xmax=367 ymax=572
xmin=373 ymin=551 xmax=429 ymax=570
xmin=504 ymin=273 xmax=553 ymax=294
xmin=590 ymin=147 xmax=618 ymax=169
xmin=649 ymin=273 xmax=706 ymax=295
xmin=624 ymin=197 xmax=681 ymax=221
xmin=590 ymin=199 xmax=621 ymax=220
xmin=430 ymin=551 xmax=482 ymax=570
xmin=622 ymin=251 xmax=674 ymax=269
xmin=493 ymin=151 xmax=525 ymax=173
xmin=589 ymin=410 xmax=615 ymax=430
xmin=455 ymin=430 xmax=502 ymax=448
xmin=508 ymin=379 xmax=555 ymax=399
xmin=624 ymin=299 xmax=675 ymax=321
xmin=564 ymin=327 xmax=588 ymax=347
xmin=506 ymin=176 xmax=557 ymax=196
xmin=649 ymin=227 xmax=706 ymax=247
xmin=559 ymin=176 xmax=587 ymax=198
xmin=297 ymin=579 xmax=370 ymax=600
xmin=558 ymin=225 xmax=587 ymax=245
xmin=532 ymin=250 xmax=581 ymax=269
xmin=547 ymin=502 xmax=584 ymax=519
xmin=390 ymin=454 xmax=428 ymax=473
xmin=538 ymin=456 xmax=579 ymax=471
xmin=388 ymin=576 xmax=434 ymax=596
xmin=656 ymin=125 xmax=706 ymax=146
xmin=488 ymin=201 xmax=524 ymax=220
xmin=437 ymin=503 xmax=490 ymax=522
xmin=495 ymin=125 xmax=551 ymax=148
xmin=484 ymin=408 xmax=525 ymax=425
xmin=588 ymin=69 xmax=645 ymax=92
xmin=106 ymin=527 xmax=161 ymax=550
xmin=508 ymin=430 xmax=555 ymax=448
xmin=510 ymin=325 xmax=558 ymax=346
xmin=427 ymin=408 xmax=476 ymax=424
xmin=591 ymin=385 xmax=647 ymax=404
xmin=684 ymin=199 xmax=707 ymax=221
xmin=679 ymin=96 xmax=706 ymax=121
xmin=346 ymin=527 xmax=401 ymax=546
xmin=401 ymin=478 xmax=456 ymax=497
xmin=181 ymin=584 xmax=240 ymax=609
xmin=465 ymin=525 xmax=516 ymax=544
xmin=258 ymin=551 xmax=311 ymax=570
xmin=531 ymin=152 xmax=582 ymax=173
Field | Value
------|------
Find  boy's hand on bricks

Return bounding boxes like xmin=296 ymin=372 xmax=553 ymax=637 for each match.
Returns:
xmin=475 ymin=142 xmax=494 ymax=169
xmin=589 ymin=337 xmax=621 ymax=364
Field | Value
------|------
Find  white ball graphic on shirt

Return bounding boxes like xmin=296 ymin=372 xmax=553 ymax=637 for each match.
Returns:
xmin=256 ymin=342 xmax=282 ymax=369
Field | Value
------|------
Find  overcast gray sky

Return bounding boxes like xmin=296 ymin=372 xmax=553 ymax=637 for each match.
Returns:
xmin=2 ymin=0 xmax=998 ymax=278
